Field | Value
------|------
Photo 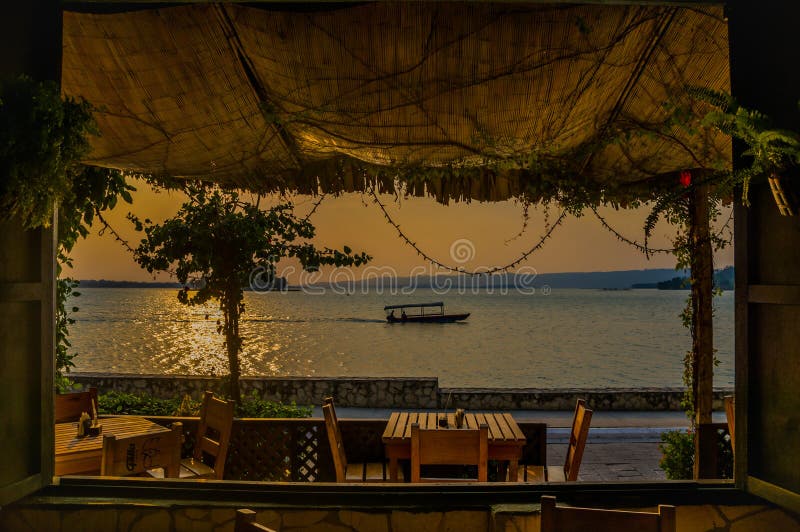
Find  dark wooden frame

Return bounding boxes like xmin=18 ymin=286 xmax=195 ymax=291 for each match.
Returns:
xmin=4 ymin=0 xmax=799 ymax=518
xmin=729 ymin=0 xmax=800 ymax=511
xmin=48 ymin=476 xmax=748 ymax=509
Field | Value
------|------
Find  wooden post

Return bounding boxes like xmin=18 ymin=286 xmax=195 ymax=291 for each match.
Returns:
xmin=0 ymin=1 xmax=60 ymax=506
xmin=689 ymin=183 xmax=716 ymax=479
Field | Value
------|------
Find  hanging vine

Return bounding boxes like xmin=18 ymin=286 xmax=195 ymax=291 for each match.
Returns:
xmin=367 ymin=185 xmax=568 ymax=275
xmin=589 ymin=205 xmax=676 ymax=256
xmin=504 ymin=200 xmax=533 ymax=244
xmin=302 ymin=193 xmax=327 ymax=222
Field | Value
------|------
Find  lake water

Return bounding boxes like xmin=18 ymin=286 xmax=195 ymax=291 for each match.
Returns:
xmin=69 ymin=287 xmax=734 ymax=389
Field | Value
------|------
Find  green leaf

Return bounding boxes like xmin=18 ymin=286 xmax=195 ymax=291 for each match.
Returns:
xmin=128 ymin=182 xmax=371 ymax=400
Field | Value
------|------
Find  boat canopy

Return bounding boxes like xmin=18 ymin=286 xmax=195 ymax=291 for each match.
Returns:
xmin=383 ymin=302 xmax=444 ymax=311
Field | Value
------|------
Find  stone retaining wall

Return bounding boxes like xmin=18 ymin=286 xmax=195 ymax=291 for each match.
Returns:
xmin=69 ymin=373 xmax=733 ymax=411
xmin=439 ymin=387 xmax=734 ymax=411
xmin=70 ymin=373 xmax=439 ymax=408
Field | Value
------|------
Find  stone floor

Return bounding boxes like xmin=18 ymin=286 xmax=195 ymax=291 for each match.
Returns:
xmin=549 ymin=441 xmax=667 ymax=482
xmin=546 ymin=425 xmax=678 ymax=481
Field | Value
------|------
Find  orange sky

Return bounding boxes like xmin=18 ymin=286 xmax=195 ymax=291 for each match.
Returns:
xmin=69 ymin=178 xmax=734 ymax=282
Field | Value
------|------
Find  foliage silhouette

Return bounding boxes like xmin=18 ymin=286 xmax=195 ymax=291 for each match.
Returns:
xmin=130 ymin=184 xmax=369 ymax=402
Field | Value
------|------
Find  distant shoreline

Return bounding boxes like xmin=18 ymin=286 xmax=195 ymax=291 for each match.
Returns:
xmin=77 ymin=279 xmax=302 ymax=291
xmin=78 ymin=280 xmax=182 ymax=288
xmin=78 ymin=266 xmax=734 ymax=290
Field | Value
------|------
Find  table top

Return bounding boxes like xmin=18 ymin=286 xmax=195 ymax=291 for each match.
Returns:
xmin=382 ymin=412 xmax=526 ymax=444
xmin=55 ymin=416 xmax=171 ymax=457
xmin=55 ymin=416 xmax=173 ymax=476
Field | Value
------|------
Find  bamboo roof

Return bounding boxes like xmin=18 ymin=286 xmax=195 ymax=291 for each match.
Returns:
xmin=61 ymin=3 xmax=730 ymax=202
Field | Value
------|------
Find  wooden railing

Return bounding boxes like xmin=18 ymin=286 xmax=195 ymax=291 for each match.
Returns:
xmin=145 ymin=417 xmax=547 ymax=482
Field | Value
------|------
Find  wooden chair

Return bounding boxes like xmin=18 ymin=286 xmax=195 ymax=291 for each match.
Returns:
xmin=323 ymin=397 xmax=390 ymax=482
xmin=410 ymin=422 xmax=488 ymax=482
xmin=540 ymin=496 xmax=676 ymax=532
xmin=725 ymin=395 xmax=735 ymax=453
xmin=181 ymin=391 xmax=234 ymax=479
xmin=552 ymin=398 xmax=593 ymax=482
xmin=527 ymin=398 xmax=592 ymax=482
xmin=55 ymin=387 xmax=98 ymax=423
xmin=235 ymin=509 xmax=277 ymax=532
xmin=518 ymin=423 xmax=548 ymax=482
xmin=101 ymin=422 xmax=182 ymax=478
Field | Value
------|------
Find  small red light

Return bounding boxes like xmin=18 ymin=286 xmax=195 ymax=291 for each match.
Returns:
xmin=679 ymin=170 xmax=692 ymax=187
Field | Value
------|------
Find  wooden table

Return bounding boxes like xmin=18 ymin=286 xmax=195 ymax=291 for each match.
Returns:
xmin=382 ymin=412 xmax=526 ymax=482
xmin=55 ymin=416 xmax=172 ymax=476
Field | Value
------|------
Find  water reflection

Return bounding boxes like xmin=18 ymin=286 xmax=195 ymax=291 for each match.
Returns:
xmin=70 ymin=287 xmax=734 ymax=388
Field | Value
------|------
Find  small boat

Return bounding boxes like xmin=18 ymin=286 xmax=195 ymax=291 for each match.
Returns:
xmin=384 ymin=302 xmax=470 ymax=323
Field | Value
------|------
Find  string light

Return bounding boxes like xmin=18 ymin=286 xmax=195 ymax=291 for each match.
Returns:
xmin=368 ymin=185 xmax=567 ymax=275
xmin=95 ymin=185 xmax=733 ymax=279
xmin=302 ymin=193 xmax=326 ymax=222
xmin=590 ymin=204 xmax=734 ymax=256
xmin=97 ymin=211 xmax=137 ymax=255
xmin=589 ymin=206 xmax=676 ymax=255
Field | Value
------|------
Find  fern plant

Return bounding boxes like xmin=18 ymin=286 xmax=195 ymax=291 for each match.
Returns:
xmin=691 ymin=87 xmax=800 ymax=206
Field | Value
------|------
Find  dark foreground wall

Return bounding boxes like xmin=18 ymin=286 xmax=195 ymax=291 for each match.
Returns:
xmin=1 ymin=498 xmax=797 ymax=532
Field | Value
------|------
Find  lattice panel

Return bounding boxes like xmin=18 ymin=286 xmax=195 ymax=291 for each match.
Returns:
xmin=228 ymin=423 xmax=295 ymax=481
xmin=292 ymin=424 xmax=326 ymax=482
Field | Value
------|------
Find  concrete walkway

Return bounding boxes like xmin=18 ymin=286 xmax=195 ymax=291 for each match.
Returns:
xmin=315 ymin=407 xmax=727 ymax=481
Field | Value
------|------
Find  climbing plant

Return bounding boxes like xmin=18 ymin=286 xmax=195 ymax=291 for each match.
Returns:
xmin=641 ymin=89 xmax=800 ymax=424
xmin=54 ymin=166 xmax=134 ymax=388
xmin=0 ymin=75 xmax=135 ymax=387
xmin=691 ymin=87 xmax=800 ymax=207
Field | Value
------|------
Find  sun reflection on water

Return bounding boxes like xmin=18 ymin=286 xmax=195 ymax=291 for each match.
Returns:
xmin=69 ymin=287 xmax=735 ymax=388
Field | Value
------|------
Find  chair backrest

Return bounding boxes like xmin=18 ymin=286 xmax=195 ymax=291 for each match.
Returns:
xmin=101 ymin=422 xmax=182 ymax=477
xmin=410 ymin=422 xmax=488 ymax=482
xmin=54 ymin=387 xmax=98 ymax=423
xmin=192 ymin=391 xmax=235 ymax=480
xmin=724 ymin=395 xmax=735 ymax=452
xmin=322 ymin=397 xmax=349 ymax=482
xmin=235 ymin=509 xmax=277 ymax=532
xmin=540 ymin=496 xmax=676 ymax=532
xmin=562 ymin=399 xmax=593 ymax=481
